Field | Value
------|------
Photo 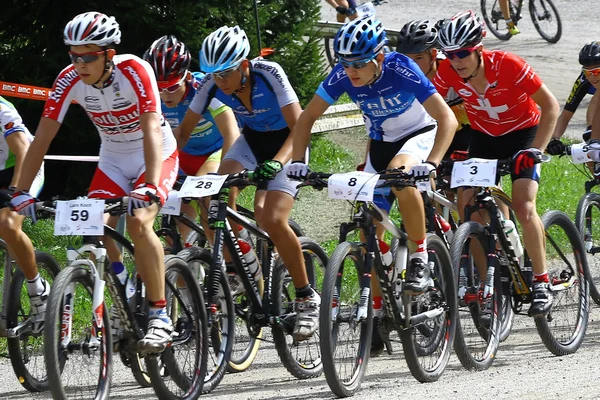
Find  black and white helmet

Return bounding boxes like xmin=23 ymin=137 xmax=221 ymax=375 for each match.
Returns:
xmin=437 ymin=10 xmax=485 ymax=52
xmin=200 ymin=25 xmax=250 ymax=73
xmin=397 ymin=20 xmax=438 ymax=54
xmin=64 ymin=12 xmax=121 ymax=46
xmin=579 ymin=41 xmax=600 ymax=67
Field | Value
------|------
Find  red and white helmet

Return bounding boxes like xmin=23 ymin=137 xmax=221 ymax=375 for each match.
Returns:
xmin=64 ymin=12 xmax=121 ymax=47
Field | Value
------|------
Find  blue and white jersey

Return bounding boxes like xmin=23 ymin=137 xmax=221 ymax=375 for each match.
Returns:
xmin=189 ymin=60 xmax=299 ymax=132
xmin=316 ymin=52 xmax=437 ymax=142
xmin=162 ymin=72 xmax=225 ymax=156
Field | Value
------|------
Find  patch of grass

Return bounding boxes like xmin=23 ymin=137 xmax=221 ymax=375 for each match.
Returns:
xmin=309 ymin=133 xmax=356 ymax=173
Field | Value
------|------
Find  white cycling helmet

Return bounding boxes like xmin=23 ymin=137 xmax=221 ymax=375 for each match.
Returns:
xmin=64 ymin=12 xmax=121 ymax=47
xmin=437 ymin=10 xmax=485 ymax=52
xmin=200 ymin=25 xmax=250 ymax=73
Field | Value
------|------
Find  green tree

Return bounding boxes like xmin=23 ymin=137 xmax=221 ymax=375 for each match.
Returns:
xmin=0 ymin=0 xmax=326 ymax=198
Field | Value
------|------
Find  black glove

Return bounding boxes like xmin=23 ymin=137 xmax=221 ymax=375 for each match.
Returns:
xmin=335 ymin=6 xmax=348 ymax=14
xmin=545 ymin=138 xmax=565 ymax=156
xmin=0 ymin=186 xmax=15 ymax=205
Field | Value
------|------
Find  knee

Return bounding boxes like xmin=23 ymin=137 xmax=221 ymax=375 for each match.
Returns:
xmin=126 ymin=217 xmax=153 ymax=239
xmin=259 ymin=212 xmax=287 ymax=235
xmin=512 ymin=201 xmax=537 ymax=225
xmin=0 ymin=209 xmax=23 ymax=239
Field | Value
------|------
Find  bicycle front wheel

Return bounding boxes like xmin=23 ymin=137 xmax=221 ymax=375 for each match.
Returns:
xmin=574 ymin=192 xmax=600 ymax=304
xmin=146 ymin=255 xmax=208 ymax=400
xmin=44 ymin=265 xmax=112 ymax=400
xmin=401 ymin=234 xmax=457 ymax=382
xmin=480 ymin=0 xmax=512 ymax=40
xmin=529 ymin=0 xmax=562 ymax=43
xmin=320 ymin=241 xmax=370 ymax=397
xmin=535 ymin=211 xmax=589 ymax=355
xmin=7 ymin=251 xmax=61 ymax=392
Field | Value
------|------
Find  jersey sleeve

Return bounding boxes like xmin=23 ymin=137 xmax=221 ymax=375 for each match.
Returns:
xmin=119 ymin=57 xmax=161 ymax=114
xmin=207 ymin=98 xmax=230 ymax=118
xmin=398 ymin=55 xmax=438 ymax=104
xmin=504 ymin=52 xmax=543 ymax=95
xmin=432 ymin=59 xmax=453 ymax=99
xmin=42 ymin=66 xmax=81 ymax=123
xmin=189 ymin=75 xmax=215 ymax=116
xmin=0 ymin=97 xmax=27 ymax=138
xmin=564 ymin=71 xmax=591 ymax=113
xmin=252 ymin=61 xmax=299 ymax=108
xmin=315 ymin=65 xmax=347 ymax=105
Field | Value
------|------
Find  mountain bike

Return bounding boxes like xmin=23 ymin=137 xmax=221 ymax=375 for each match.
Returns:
xmin=299 ymin=169 xmax=457 ymax=397
xmin=446 ymin=157 xmax=589 ymax=371
xmin=155 ymin=188 xmax=307 ymax=393
xmin=41 ymin=197 xmax=208 ymax=400
xmin=180 ymin=170 xmax=328 ymax=389
xmin=480 ymin=0 xmax=562 ymax=43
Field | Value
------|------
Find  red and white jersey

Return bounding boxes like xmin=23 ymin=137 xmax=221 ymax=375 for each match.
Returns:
xmin=42 ymin=54 xmax=176 ymax=153
xmin=433 ymin=50 xmax=543 ymax=137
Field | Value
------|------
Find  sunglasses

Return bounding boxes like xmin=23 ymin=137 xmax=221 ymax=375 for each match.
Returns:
xmin=339 ymin=55 xmax=376 ymax=69
xmin=442 ymin=45 xmax=480 ymax=60
xmin=583 ymin=66 xmax=600 ymax=77
xmin=158 ymin=74 xmax=187 ymax=94
xmin=68 ymin=50 xmax=105 ymax=64
xmin=211 ymin=67 xmax=239 ymax=80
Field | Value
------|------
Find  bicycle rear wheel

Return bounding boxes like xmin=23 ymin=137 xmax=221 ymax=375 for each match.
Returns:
xmin=574 ymin=192 xmax=600 ymax=304
xmin=529 ymin=0 xmax=562 ymax=43
xmin=451 ymin=222 xmax=502 ymax=371
xmin=320 ymin=241 xmax=371 ymax=397
xmin=535 ymin=211 xmax=589 ymax=355
xmin=146 ymin=255 xmax=208 ymax=400
xmin=272 ymin=237 xmax=328 ymax=380
xmin=480 ymin=0 xmax=512 ymax=40
xmin=324 ymin=37 xmax=337 ymax=69
xmin=44 ymin=265 xmax=112 ymax=400
xmin=6 ymin=251 xmax=61 ymax=392
xmin=401 ymin=234 xmax=457 ymax=382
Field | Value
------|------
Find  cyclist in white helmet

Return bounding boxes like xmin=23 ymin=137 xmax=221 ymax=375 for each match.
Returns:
xmin=179 ymin=25 xmax=319 ymax=341
xmin=1 ymin=11 xmax=179 ymax=352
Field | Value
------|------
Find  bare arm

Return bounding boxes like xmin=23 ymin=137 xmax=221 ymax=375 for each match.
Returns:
xmin=587 ymin=91 xmax=600 ymax=127
xmin=6 ymin=132 xmax=31 ymax=188
xmin=16 ymin=118 xmax=60 ymax=192
xmin=176 ymin=108 xmax=203 ymax=151
xmin=551 ymin=109 xmax=574 ymax=140
xmin=273 ymin=102 xmax=303 ymax=164
xmin=140 ymin=112 xmax=163 ymax=185
xmin=421 ymin=93 xmax=458 ymax=166
xmin=291 ymin=95 xmax=331 ymax=162
xmin=529 ymin=83 xmax=560 ymax=150
xmin=213 ymin=108 xmax=240 ymax=156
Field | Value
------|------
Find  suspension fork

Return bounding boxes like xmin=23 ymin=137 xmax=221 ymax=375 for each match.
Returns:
xmin=356 ymin=224 xmax=377 ymax=322
xmin=207 ymin=191 xmax=229 ymax=305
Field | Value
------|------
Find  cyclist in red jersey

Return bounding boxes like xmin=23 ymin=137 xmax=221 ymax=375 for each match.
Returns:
xmin=0 ymin=12 xmax=178 ymax=353
xmin=433 ymin=11 xmax=559 ymax=317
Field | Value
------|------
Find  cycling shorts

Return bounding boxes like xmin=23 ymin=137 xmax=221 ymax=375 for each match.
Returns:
xmin=179 ymin=149 xmax=222 ymax=176
xmin=223 ymin=134 xmax=308 ymax=197
xmin=88 ymin=150 xmax=179 ymax=205
xmin=444 ymin=125 xmax=473 ymax=160
xmin=0 ymin=164 xmax=45 ymax=197
xmin=469 ymin=125 xmax=539 ymax=183
xmin=364 ymin=125 xmax=437 ymax=213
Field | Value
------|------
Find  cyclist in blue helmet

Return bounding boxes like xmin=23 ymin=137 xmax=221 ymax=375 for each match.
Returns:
xmin=179 ymin=25 xmax=319 ymax=342
xmin=287 ymin=15 xmax=458 ymax=354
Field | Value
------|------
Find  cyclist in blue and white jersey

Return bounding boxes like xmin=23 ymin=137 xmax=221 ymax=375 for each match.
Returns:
xmin=287 ymin=16 xmax=457 ymax=300
xmin=179 ymin=25 xmax=319 ymax=341
xmin=144 ymin=35 xmax=239 ymax=242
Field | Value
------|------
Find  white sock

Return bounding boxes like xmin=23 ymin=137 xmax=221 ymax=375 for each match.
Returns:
xmin=27 ymin=274 xmax=45 ymax=296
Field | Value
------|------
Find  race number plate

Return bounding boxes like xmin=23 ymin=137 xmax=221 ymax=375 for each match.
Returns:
xmin=160 ymin=191 xmax=182 ymax=216
xmin=178 ymin=174 xmax=228 ymax=198
xmin=328 ymin=171 xmax=379 ymax=201
xmin=356 ymin=2 xmax=376 ymax=17
xmin=450 ymin=158 xmax=498 ymax=188
xmin=570 ymin=142 xmax=591 ymax=164
xmin=54 ymin=199 xmax=104 ymax=236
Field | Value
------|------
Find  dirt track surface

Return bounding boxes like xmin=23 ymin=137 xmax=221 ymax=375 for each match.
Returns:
xmin=2 ymin=1 xmax=600 ymax=399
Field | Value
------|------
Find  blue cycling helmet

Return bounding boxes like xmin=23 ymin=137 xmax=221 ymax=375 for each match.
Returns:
xmin=333 ymin=16 xmax=388 ymax=59
xmin=200 ymin=25 xmax=250 ymax=73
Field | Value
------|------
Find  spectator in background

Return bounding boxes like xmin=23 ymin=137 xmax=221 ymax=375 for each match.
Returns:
xmin=324 ymin=0 xmax=358 ymax=23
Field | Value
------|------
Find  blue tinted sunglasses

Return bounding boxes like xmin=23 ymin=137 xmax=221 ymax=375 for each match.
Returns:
xmin=339 ymin=55 xmax=377 ymax=69
xmin=442 ymin=45 xmax=480 ymax=60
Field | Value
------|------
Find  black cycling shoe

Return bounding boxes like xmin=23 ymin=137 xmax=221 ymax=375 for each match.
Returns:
xmin=370 ymin=316 xmax=385 ymax=357
xmin=404 ymin=258 xmax=431 ymax=295
xmin=528 ymin=282 xmax=553 ymax=317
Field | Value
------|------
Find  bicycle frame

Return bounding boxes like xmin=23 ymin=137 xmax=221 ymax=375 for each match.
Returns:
xmin=0 ymin=240 xmax=16 ymax=336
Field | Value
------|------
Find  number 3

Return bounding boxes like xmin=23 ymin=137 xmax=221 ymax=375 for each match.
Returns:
xmin=470 ymin=166 xmax=478 ymax=175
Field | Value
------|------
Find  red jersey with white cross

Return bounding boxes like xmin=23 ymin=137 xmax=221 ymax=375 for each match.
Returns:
xmin=42 ymin=54 xmax=175 ymax=153
xmin=433 ymin=50 xmax=543 ymax=137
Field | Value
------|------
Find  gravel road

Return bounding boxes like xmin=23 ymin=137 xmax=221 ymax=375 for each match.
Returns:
xmin=2 ymin=1 xmax=600 ymax=399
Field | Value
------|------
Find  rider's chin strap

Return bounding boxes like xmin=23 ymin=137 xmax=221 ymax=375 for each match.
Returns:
xmin=366 ymin=58 xmax=382 ymax=86
xmin=234 ymin=67 xmax=247 ymax=94
xmin=92 ymin=49 xmax=115 ymax=89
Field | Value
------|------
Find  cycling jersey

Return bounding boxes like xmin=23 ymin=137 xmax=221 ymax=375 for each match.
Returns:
xmin=189 ymin=60 xmax=299 ymax=132
xmin=42 ymin=54 xmax=176 ymax=154
xmin=564 ymin=71 xmax=597 ymax=113
xmin=0 ymin=96 xmax=34 ymax=171
xmin=316 ymin=52 xmax=437 ymax=142
xmin=433 ymin=50 xmax=543 ymax=137
xmin=162 ymin=71 xmax=225 ymax=156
